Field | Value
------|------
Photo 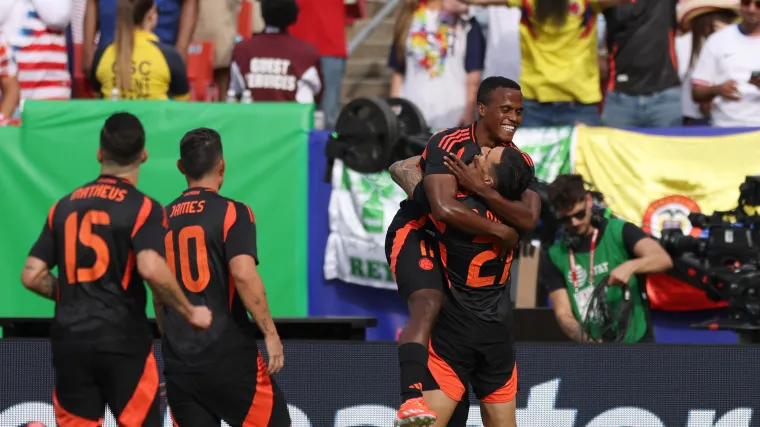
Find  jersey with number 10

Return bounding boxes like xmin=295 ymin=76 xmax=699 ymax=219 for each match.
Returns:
xmin=28 ymin=175 xmax=167 ymax=349
xmin=162 ymin=187 xmax=260 ymax=372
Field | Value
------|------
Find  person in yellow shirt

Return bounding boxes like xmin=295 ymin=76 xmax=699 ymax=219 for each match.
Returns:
xmin=460 ymin=0 xmax=629 ymax=127
xmin=90 ymin=0 xmax=190 ymax=100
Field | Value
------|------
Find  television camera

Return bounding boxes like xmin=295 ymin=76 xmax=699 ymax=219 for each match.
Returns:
xmin=658 ymin=176 xmax=760 ymax=343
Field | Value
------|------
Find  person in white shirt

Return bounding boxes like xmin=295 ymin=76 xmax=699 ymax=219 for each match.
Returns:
xmin=675 ymin=0 xmax=738 ymax=125
xmin=691 ymin=0 xmax=760 ymax=127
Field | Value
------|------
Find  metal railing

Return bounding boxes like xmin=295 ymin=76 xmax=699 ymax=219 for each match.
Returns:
xmin=347 ymin=0 xmax=402 ymax=56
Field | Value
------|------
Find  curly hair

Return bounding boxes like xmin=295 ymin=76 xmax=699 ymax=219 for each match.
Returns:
xmin=547 ymin=174 xmax=587 ymax=211
xmin=491 ymin=147 xmax=535 ymax=201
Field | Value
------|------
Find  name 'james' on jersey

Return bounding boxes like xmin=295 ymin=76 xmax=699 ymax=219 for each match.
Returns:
xmin=29 ymin=175 xmax=167 ymax=349
xmin=162 ymin=187 xmax=260 ymax=372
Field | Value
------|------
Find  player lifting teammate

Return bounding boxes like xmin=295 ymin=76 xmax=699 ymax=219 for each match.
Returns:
xmin=386 ymin=77 xmax=540 ymax=426
xmin=21 ymin=112 xmax=212 ymax=427
xmin=159 ymin=128 xmax=290 ymax=427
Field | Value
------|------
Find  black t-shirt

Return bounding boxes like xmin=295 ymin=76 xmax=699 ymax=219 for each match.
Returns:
xmin=29 ymin=175 xmax=166 ymax=351
xmin=162 ymin=188 xmax=260 ymax=372
xmin=604 ymin=0 xmax=680 ymax=95
xmin=542 ymin=219 xmax=648 ymax=293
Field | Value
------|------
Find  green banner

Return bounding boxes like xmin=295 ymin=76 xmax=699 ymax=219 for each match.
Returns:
xmin=0 ymin=100 xmax=311 ymax=318
xmin=513 ymin=126 xmax=575 ymax=182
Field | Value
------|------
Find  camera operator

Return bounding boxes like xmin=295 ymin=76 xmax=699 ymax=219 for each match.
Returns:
xmin=541 ymin=174 xmax=673 ymax=343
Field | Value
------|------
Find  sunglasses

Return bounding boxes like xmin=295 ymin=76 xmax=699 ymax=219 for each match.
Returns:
xmin=741 ymin=0 xmax=760 ymax=8
xmin=557 ymin=209 xmax=587 ymax=224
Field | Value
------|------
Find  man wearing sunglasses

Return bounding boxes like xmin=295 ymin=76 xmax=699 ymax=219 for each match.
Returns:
xmin=541 ymin=174 xmax=672 ymax=343
xmin=691 ymin=0 xmax=760 ymax=127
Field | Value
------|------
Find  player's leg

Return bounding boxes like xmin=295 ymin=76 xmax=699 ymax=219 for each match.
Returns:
xmin=52 ymin=344 xmax=105 ymax=427
xmin=98 ymin=345 xmax=161 ymax=427
xmin=165 ymin=375 xmax=221 ymax=427
xmin=471 ymin=341 xmax=518 ymax=427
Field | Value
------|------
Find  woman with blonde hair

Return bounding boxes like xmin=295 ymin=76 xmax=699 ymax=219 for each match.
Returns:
xmin=90 ymin=0 xmax=189 ymax=100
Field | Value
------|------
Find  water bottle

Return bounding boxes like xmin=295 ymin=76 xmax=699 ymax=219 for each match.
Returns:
xmin=313 ymin=110 xmax=325 ymax=130
xmin=241 ymin=90 xmax=253 ymax=104
xmin=226 ymin=89 xmax=238 ymax=104
xmin=110 ymin=88 xmax=119 ymax=101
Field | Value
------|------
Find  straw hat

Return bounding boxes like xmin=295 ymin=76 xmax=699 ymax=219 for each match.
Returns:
xmin=677 ymin=0 xmax=740 ymax=31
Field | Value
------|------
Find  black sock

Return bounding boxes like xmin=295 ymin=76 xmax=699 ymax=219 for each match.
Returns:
xmin=399 ymin=342 xmax=429 ymax=401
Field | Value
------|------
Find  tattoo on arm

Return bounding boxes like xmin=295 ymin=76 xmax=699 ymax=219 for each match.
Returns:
xmin=389 ymin=156 xmax=422 ymax=197
xmin=23 ymin=265 xmax=58 ymax=301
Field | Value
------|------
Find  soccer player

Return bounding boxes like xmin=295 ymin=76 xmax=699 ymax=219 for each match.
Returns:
xmin=396 ymin=145 xmax=535 ymax=426
xmin=20 ymin=112 xmax=212 ymax=427
xmin=159 ymin=128 xmax=290 ymax=427
xmin=386 ymin=76 xmax=540 ymax=426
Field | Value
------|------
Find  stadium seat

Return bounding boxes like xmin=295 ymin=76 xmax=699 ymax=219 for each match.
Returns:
xmin=186 ymin=41 xmax=216 ymax=101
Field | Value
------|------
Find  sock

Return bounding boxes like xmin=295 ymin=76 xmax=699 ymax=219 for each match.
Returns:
xmin=399 ymin=342 xmax=429 ymax=402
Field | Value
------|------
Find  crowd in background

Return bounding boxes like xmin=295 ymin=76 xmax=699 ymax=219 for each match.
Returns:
xmin=0 ymin=0 xmax=758 ymax=130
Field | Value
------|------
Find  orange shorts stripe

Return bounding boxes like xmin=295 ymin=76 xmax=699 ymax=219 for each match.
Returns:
xmin=481 ymin=364 xmax=518 ymax=404
xmin=242 ymin=353 xmax=274 ymax=426
xmin=53 ymin=389 xmax=102 ymax=427
xmin=389 ymin=217 xmax=425 ymax=279
xmin=427 ymin=338 xmax=465 ymax=401
xmin=117 ymin=347 xmax=160 ymax=427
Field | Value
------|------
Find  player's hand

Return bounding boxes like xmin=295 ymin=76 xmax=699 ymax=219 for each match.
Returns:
xmin=264 ymin=334 xmax=284 ymax=375
xmin=444 ymin=153 xmax=489 ymax=195
xmin=717 ymin=80 xmax=741 ymax=100
xmin=608 ymin=261 xmax=635 ymax=286
xmin=188 ymin=306 xmax=213 ymax=330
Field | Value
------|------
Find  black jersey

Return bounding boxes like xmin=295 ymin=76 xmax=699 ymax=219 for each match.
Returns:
xmin=29 ymin=175 xmax=167 ymax=350
xmin=162 ymin=187 xmax=260 ymax=372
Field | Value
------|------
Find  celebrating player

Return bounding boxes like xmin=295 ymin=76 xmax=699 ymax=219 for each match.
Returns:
xmin=159 ymin=128 xmax=290 ymax=427
xmin=20 ymin=112 xmax=212 ymax=427
xmin=386 ymin=76 xmax=540 ymax=426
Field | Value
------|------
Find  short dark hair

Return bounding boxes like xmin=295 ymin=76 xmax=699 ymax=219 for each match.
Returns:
xmin=547 ymin=174 xmax=587 ymax=211
xmin=179 ymin=128 xmax=223 ymax=180
xmin=261 ymin=0 xmax=300 ymax=30
xmin=477 ymin=76 xmax=521 ymax=106
xmin=99 ymin=112 xmax=146 ymax=166
xmin=491 ymin=147 xmax=535 ymax=201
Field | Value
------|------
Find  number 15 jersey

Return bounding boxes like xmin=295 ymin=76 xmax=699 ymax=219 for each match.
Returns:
xmin=29 ymin=175 xmax=167 ymax=349
xmin=162 ymin=187 xmax=260 ymax=372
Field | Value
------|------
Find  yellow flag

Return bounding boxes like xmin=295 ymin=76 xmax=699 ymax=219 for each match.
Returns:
xmin=574 ymin=126 xmax=760 ymax=237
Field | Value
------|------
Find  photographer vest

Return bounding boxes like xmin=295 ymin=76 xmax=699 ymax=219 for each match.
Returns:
xmin=548 ymin=219 xmax=648 ymax=342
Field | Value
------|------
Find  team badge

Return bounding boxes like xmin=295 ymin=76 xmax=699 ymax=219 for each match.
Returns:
xmin=641 ymin=195 xmax=702 ymax=238
xmin=419 ymin=258 xmax=434 ymax=271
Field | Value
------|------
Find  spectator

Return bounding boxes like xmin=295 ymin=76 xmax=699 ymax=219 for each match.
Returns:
xmin=480 ymin=5 xmax=521 ymax=82
xmin=90 ymin=0 xmax=190 ymax=100
xmin=389 ymin=0 xmax=485 ymax=131
xmin=0 ymin=36 xmax=21 ymax=121
xmin=191 ymin=0 xmax=240 ymax=98
xmin=463 ymin=0 xmax=628 ymax=127
xmin=600 ymin=0 xmax=682 ymax=128
xmin=230 ymin=0 xmax=322 ymax=103
xmin=289 ymin=0 xmax=347 ymax=128
xmin=676 ymin=0 xmax=738 ymax=125
xmin=692 ymin=0 xmax=760 ymax=127
xmin=83 ymin=0 xmax=197 ymax=77
xmin=1 ymin=0 xmax=72 ymax=101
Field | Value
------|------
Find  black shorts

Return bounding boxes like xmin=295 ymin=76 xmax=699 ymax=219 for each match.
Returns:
xmin=385 ymin=201 xmax=445 ymax=300
xmin=166 ymin=352 xmax=290 ymax=427
xmin=52 ymin=341 xmax=160 ymax=427
xmin=424 ymin=298 xmax=517 ymax=404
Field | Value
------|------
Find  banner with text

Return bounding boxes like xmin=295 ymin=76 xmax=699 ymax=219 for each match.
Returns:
xmin=323 ymin=127 xmax=575 ymax=289
xmin=0 ymin=341 xmax=757 ymax=427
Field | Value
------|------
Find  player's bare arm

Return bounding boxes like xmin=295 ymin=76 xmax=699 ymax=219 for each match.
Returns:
xmin=549 ymin=288 xmax=589 ymax=342
xmin=229 ymin=254 xmax=284 ymax=375
xmin=20 ymin=257 xmax=58 ymax=301
xmin=136 ymin=249 xmax=212 ymax=329
xmin=424 ymin=174 xmax=515 ymax=242
xmin=444 ymin=153 xmax=540 ymax=231
xmin=389 ymin=155 xmax=422 ymax=198
xmin=153 ymin=294 xmax=166 ymax=335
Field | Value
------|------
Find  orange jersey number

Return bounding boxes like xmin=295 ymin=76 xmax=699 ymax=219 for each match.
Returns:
xmin=165 ymin=226 xmax=211 ymax=292
xmin=466 ymin=236 xmax=512 ymax=287
xmin=64 ymin=211 xmax=111 ymax=284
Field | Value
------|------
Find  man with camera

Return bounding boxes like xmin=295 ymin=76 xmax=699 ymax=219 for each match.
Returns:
xmin=542 ymin=174 xmax=673 ymax=343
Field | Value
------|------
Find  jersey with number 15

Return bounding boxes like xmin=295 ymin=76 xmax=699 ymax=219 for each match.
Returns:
xmin=28 ymin=175 xmax=167 ymax=349
xmin=162 ymin=187 xmax=260 ymax=372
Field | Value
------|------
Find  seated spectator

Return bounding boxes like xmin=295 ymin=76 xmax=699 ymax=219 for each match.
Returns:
xmin=91 ymin=0 xmax=189 ymax=100
xmin=1 ymin=0 xmax=72 ymax=100
xmin=691 ymin=0 xmax=760 ymax=127
xmin=230 ymin=0 xmax=322 ymax=103
xmin=389 ymin=0 xmax=485 ymax=130
xmin=676 ymin=0 xmax=738 ymax=125
xmin=83 ymin=0 xmax=197 ymax=77
xmin=0 ymin=36 xmax=21 ymax=121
